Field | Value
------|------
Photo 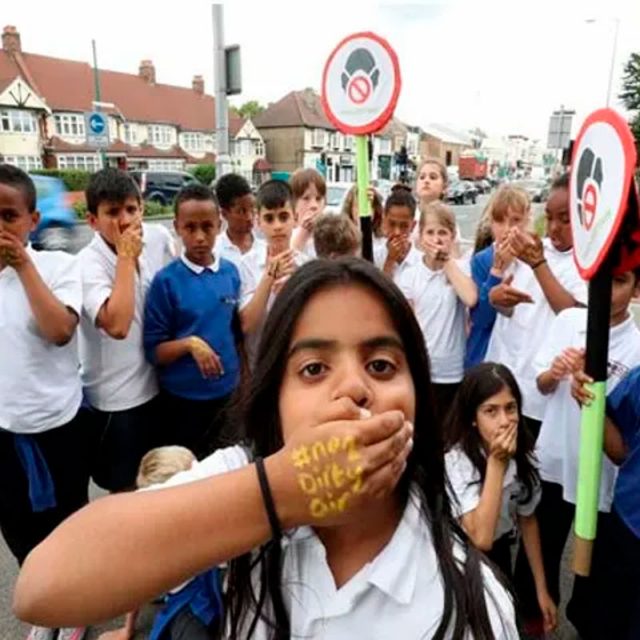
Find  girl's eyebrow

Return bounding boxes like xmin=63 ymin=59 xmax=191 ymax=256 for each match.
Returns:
xmin=288 ymin=335 xmax=404 ymax=358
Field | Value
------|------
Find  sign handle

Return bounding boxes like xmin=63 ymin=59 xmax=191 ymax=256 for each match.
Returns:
xmin=573 ymin=263 xmax=613 ymax=576
xmin=356 ymin=135 xmax=373 ymax=262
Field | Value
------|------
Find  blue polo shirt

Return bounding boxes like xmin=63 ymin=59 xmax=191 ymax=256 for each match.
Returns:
xmin=144 ymin=254 xmax=241 ymax=401
xmin=606 ymin=365 xmax=640 ymax=538
xmin=465 ymin=244 xmax=501 ymax=369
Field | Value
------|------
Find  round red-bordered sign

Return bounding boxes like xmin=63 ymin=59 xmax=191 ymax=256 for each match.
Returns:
xmin=321 ymin=32 xmax=401 ymax=135
xmin=569 ymin=108 xmax=637 ymax=280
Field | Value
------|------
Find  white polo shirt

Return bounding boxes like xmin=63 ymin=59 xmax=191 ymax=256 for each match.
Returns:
xmin=397 ymin=259 xmax=468 ymax=383
xmin=142 ymin=222 xmax=176 ymax=268
xmin=291 ymin=228 xmax=317 ymax=259
xmin=446 ymin=445 xmax=541 ymax=540
xmin=153 ymin=446 xmax=518 ymax=639
xmin=215 ymin=230 xmax=266 ymax=269
xmin=78 ymin=231 xmax=161 ymax=412
xmin=239 ymin=244 xmax=309 ymax=363
xmin=534 ymin=308 xmax=640 ymax=511
xmin=485 ymin=238 xmax=587 ymax=420
xmin=0 ymin=247 xmax=82 ymax=433
xmin=373 ymin=243 xmax=422 ymax=286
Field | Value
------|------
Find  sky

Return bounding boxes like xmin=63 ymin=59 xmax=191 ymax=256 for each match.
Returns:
xmin=4 ymin=0 xmax=639 ymax=144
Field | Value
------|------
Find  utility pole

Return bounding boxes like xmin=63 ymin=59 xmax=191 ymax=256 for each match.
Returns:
xmin=212 ymin=4 xmax=231 ymax=179
xmin=92 ymin=39 xmax=107 ymax=169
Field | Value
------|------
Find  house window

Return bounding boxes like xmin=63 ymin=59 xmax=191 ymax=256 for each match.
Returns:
xmin=330 ymin=133 xmax=338 ymax=149
xmin=254 ymin=140 xmax=265 ymax=156
xmin=344 ymin=135 xmax=354 ymax=150
xmin=147 ymin=125 xmax=173 ymax=146
xmin=2 ymin=155 xmax=42 ymax=171
xmin=53 ymin=113 xmax=85 ymax=137
xmin=182 ymin=132 xmax=204 ymax=152
xmin=312 ymin=129 xmax=327 ymax=148
xmin=123 ymin=123 xmax=137 ymax=144
xmin=57 ymin=154 xmax=101 ymax=171
xmin=379 ymin=138 xmax=392 ymax=154
xmin=336 ymin=133 xmax=344 ymax=150
xmin=1 ymin=109 xmax=38 ymax=134
xmin=147 ymin=159 xmax=185 ymax=171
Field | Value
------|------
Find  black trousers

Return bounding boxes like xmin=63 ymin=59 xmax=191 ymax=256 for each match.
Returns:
xmin=166 ymin=608 xmax=215 ymax=640
xmin=0 ymin=409 xmax=91 ymax=565
xmin=159 ymin=390 xmax=233 ymax=460
xmin=513 ymin=480 xmax=607 ymax=626
xmin=432 ymin=382 xmax=460 ymax=426
xmin=89 ymin=395 xmax=163 ymax=492
xmin=571 ymin=508 xmax=640 ymax=640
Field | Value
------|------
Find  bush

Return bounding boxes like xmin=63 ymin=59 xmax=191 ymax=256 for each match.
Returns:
xmin=533 ymin=212 xmax=546 ymax=238
xmin=31 ymin=169 xmax=92 ymax=192
xmin=72 ymin=199 xmax=171 ymax=220
xmin=189 ymin=164 xmax=216 ymax=185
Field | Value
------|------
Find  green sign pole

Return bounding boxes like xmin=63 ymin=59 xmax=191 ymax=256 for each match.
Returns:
xmin=356 ymin=135 xmax=372 ymax=262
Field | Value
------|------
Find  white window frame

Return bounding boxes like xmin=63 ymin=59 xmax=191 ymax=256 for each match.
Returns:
xmin=53 ymin=113 xmax=85 ymax=137
xmin=182 ymin=132 xmax=204 ymax=152
xmin=254 ymin=140 xmax=265 ymax=156
xmin=147 ymin=159 xmax=185 ymax=171
xmin=344 ymin=135 xmax=354 ymax=150
xmin=123 ymin=123 xmax=137 ymax=144
xmin=312 ymin=129 xmax=327 ymax=148
xmin=1 ymin=109 xmax=38 ymax=134
xmin=2 ymin=155 xmax=42 ymax=171
xmin=56 ymin=154 xmax=101 ymax=171
xmin=147 ymin=124 xmax=173 ymax=146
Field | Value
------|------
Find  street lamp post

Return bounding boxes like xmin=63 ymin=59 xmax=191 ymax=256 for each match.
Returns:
xmin=586 ymin=17 xmax=621 ymax=107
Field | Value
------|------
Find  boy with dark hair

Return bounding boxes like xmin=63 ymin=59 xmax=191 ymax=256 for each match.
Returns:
xmin=214 ymin=173 xmax=264 ymax=267
xmin=0 ymin=164 xmax=89 ymax=640
xmin=78 ymin=168 xmax=166 ymax=493
xmin=313 ymin=213 xmax=361 ymax=259
xmin=144 ymin=183 xmax=242 ymax=458
xmin=238 ymin=179 xmax=308 ymax=362
xmin=374 ymin=189 xmax=421 ymax=282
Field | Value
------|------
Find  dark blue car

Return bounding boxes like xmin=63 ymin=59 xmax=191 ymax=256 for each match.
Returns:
xmin=30 ymin=174 xmax=77 ymax=252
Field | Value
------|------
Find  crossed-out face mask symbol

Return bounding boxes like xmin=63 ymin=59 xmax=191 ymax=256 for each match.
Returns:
xmin=341 ymin=48 xmax=380 ymax=105
xmin=576 ymin=147 xmax=604 ymax=231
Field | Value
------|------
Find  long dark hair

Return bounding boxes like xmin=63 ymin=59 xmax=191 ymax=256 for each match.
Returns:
xmin=443 ymin=362 xmax=539 ymax=504
xmin=224 ymin=259 xmax=509 ymax=639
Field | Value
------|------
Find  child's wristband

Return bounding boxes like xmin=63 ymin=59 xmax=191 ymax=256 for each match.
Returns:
xmin=532 ymin=259 xmax=547 ymax=270
xmin=255 ymin=456 xmax=282 ymax=540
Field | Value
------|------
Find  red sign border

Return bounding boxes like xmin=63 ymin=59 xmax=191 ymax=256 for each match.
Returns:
xmin=321 ymin=31 xmax=401 ymax=135
xmin=570 ymin=108 xmax=637 ymax=280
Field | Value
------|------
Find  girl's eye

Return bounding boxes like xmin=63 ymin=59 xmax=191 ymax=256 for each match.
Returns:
xmin=300 ymin=362 xmax=326 ymax=378
xmin=366 ymin=359 xmax=396 ymax=376
xmin=485 ymin=407 xmax=497 ymax=416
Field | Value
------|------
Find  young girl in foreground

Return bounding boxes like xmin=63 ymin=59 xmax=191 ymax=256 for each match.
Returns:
xmin=444 ymin=363 xmax=557 ymax=633
xmin=15 ymin=259 xmax=518 ymax=639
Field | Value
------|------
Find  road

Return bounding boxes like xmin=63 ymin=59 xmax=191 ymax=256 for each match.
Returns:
xmin=0 ymin=194 xmax=617 ymax=639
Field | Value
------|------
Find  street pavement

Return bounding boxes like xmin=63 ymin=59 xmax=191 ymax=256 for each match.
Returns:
xmin=0 ymin=194 xmax=605 ymax=640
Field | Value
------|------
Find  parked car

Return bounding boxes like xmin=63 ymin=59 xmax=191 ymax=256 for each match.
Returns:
xmin=29 ymin=174 xmax=77 ymax=252
xmin=460 ymin=180 xmax=479 ymax=204
xmin=129 ymin=170 xmax=199 ymax=205
xmin=477 ymin=179 xmax=492 ymax=194
xmin=325 ymin=182 xmax=352 ymax=215
xmin=445 ymin=181 xmax=467 ymax=205
xmin=513 ymin=180 xmax=549 ymax=203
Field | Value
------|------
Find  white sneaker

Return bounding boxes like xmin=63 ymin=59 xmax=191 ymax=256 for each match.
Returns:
xmin=26 ymin=627 xmax=55 ymax=640
xmin=56 ymin=629 xmax=86 ymax=640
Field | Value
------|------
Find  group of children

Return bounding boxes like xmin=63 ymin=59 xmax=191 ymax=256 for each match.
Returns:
xmin=1 ymin=157 xmax=640 ymax=640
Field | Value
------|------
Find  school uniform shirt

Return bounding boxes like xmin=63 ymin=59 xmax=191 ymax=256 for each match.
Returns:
xmin=78 ymin=231 xmax=163 ymax=412
xmin=0 ymin=248 xmax=82 ymax=433
xmin=485 ymin=238 xmax=587 ymax=420
xmin=291 ymin=228 xmax=317 ymax=259
xmin=142 ymin=222 xmax=176 ymax=268
xmin=239 ymin=244 xmax=309 ymax=363
xmin=445 ymin=445 xmax=541 ymax=540
xmin=151 ymin=446 xmax=519 ymax=639
xmin=534 ymin=308 xmax=640 ymax=512
xmin=215 ymin=230 xmax=266 ymax=269
xmin=396 ymin=258 xmax=468 ymax=383
xmin=143 ymin=253 xmax=241 ymax=401
xmin=373 ymin=242 xmax=422 ymax=286
xmin=606 ymin=366 xmax=640 ymax=537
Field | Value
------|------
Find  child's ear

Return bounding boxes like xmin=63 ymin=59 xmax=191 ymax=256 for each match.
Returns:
xmin=87 ymin=212 xmax=98 ymax=230
xmin=30 ymin=210 xmax=41 ymax=233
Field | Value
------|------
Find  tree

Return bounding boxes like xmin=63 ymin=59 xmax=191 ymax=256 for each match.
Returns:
xmin=619 ymin=52 xmax=640 ymax=156
xmin=233 ymin=100 xmax=265 ymax=120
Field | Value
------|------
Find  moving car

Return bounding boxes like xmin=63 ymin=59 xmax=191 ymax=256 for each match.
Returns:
xmin=129 ymin=170 xmax=199 ymax=205
xmin=30 ymin=174 xmax=77 ymax=252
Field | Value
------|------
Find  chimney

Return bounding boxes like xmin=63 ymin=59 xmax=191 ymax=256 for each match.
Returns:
xmin=139 ymin=59 xmax=156 ymax=84
xmin=192 ymin=75 xmax=204 ymax=95
xmin=2 ymin=26 xmax=21 ymax=54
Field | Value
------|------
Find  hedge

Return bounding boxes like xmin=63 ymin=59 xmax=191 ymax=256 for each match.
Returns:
xmin=72 ymin=199 xmax=173 ymax=219
xmin=189 ymin=164 xmax=216 ymax=185
xmin=31 ymin=169 xmax=92 ymax=192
